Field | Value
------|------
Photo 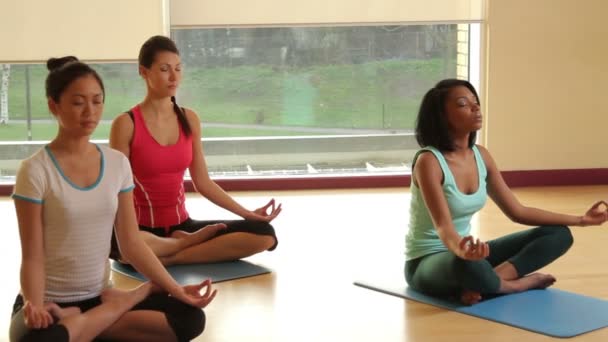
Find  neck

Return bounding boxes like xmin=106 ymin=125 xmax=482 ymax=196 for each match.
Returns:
xmin=450 ymin=133 xmax=471 ymax=152
xmin=141 ymin=94 xmax=174 ymax=118
xmin=49 ymin=133 xmax=93 ymax=155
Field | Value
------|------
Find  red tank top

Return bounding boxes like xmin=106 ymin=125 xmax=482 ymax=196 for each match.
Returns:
xmin=129 ymin=105 xmax=192 ymax=228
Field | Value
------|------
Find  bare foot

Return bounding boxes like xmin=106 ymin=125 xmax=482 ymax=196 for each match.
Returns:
xmin=44 ymin=302 xmax=81 ymax=320
xmin=158 ymin=255 xmax=173 ymax=266
xmin=117 ymin=257 xmax=130 ymax=265
xmin=101 ymin=284 xmax=153 ymax=309
xmin=171 ymin=223 xmax=227 ymax=247
xmin=522 ymin=273 xmax=556 ymax=290
xmin=101 ymin=283 xmax=152 ymax=302
xmin=460 ymin=290 xmax=482 ymax=305
xmin=100 ymin=288 xmax=132 ymax=304
xmin=501 ymin=272 xmax=556 ymax=293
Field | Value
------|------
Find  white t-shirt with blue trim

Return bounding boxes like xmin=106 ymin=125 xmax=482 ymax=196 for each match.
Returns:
xmin=12 ymin=144 xmax=134 ymax=303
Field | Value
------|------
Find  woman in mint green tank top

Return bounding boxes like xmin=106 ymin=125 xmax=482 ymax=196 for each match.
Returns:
xmin=404 ymin=79 xmax=608 ymax=305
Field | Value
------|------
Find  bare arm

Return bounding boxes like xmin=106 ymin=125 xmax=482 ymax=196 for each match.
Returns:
xmin=415 ymin=152 xmax=488 ymax=259
xmin=114 ymin=190 xmax=217 ymax=307
xmin=478 ymin=145 xmax=599 ymax=226
xmin=114 ymin=191 xmax=181 ymax=293
xmin=14 ymin=199 xmax=54 ymax=328
xmin=185 ymin=109 xmax=257 ymax=219
xmin=414 ymin=152 xmax=467 ymax=252
xmin=14 ymin=199 xmax=46 ymax=307
xmin=109 ymin=113 xmax=134 ymax=158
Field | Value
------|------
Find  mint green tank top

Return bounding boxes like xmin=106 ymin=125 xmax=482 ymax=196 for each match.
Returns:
xmin=405 ymin=145 xmax=487 ymax=260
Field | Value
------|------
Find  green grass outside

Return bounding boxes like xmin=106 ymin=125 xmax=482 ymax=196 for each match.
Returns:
xmin=0 ymin=122 xmax=112 ymax=141
xmin=2 ymin=58 xmax=453 ymax=141
xmin=6 ymin=64 xmax=144 ymax=121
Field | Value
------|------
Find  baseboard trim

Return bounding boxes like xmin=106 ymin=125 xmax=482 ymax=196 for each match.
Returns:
xmin=500 ymin=168 xmax=608 ymax=187
xmin=1 ymin=168 xmax=607 ymax=196
xmin=185 ymin=174 xmax=410 ymax=192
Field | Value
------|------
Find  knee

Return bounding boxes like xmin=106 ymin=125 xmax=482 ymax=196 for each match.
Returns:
xmin=18 ymin=325 xmax=69 ymax=342
xmin=189 ymin=311 xmax=206 ymax=340
xmin=169 ymin=306 xmax=206 ymax=341
xmin=260 ymin=235 xmax=276 ymax=251
xmin=452 ymin=257 xmax=480 ymax=273
xmin=553 ymin=225 xmax=574 ymax=251
xmin=251 ymin=225 xmax=277 ymax=252
xmin=184 ymin=308 xmax=206 ymax=341
xmin=182 ymin=309 xmax=206 ymax=341
xmin=452 ymin=258 xmax=499 ymax=293
xmin=249 ymin=222 xmax=276 ymax=246
xmin=535 ymin=225 xmax=574 ymax=251
xmin=452 ymin=257 xmax=483 ymax=282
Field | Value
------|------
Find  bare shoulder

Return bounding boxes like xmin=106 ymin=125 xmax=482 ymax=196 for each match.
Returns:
xmin=109 ymin=112 xmax=134 ymax=148
xmin=475 ymin=144 xmax=490 ymax=156
xmin=112 ymin=112 xmax=134 ymax=129
xmin=182 ymin=107 xmax=201 ymax=125
xmin=182 ymin=107 xmax=200 ymax=121
xmin=413 ymin=150 xmax=443 ymax=183
xmin=415 ymin=150 xmax=441 ymax=170
xmin=475 ymin=144 xmax=498 ymax=171
xmin=181 ymin=107 xmax=202 ymax=136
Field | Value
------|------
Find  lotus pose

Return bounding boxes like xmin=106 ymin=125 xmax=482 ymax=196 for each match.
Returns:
xmin=404 ymin=79 xmax=608 ymax=305
xmin=109 ymin=35 xmax=281 ymax=266
xmin=10 ymin=57 xmax=215 ymax=342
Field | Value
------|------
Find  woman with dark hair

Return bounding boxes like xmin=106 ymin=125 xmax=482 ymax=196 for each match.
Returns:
xmin=110 ymin=35 xmax=281 ymax=265
xmin=10 ymin=56 xmax=215 ymax=342
xmin=405 ymin=78 xmax=608 ymax=305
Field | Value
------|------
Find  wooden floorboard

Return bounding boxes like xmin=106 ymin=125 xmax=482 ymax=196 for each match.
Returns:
xmin=1 ymin=185 xmax=607 ymax=341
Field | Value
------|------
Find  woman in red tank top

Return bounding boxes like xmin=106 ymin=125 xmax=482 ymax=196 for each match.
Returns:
xmin=110 ymin=36 xmax=281 ymax=265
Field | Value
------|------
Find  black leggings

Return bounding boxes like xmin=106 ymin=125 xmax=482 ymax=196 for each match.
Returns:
xmin=111 ymin=217 xmax=278 ymax=260
xmin=405 ymin=225 xmax=574 ymax=296
xmin=9 ymin=293 xmax=204 ymax=342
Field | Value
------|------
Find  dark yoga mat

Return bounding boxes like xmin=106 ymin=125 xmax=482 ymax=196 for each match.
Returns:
xmin=112 ymin=260 xmax=271 ymax=284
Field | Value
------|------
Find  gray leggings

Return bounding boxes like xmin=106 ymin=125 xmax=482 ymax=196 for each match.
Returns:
xmin=405 ymin=225 xmax=573 ymax=296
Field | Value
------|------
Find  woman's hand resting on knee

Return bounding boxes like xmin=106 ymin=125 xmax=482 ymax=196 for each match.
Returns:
xmin=455 ymin=236 xmax=490 ymax=261
xmin=165 ymin=279 xmax=217 ymax=308
xmin=23 ymin=301 xmax=54 ymax=329
xmin=578 ymin=201 xmax=608 ymax=227
xmin=244 ymin=198 xmax=282 ymax=222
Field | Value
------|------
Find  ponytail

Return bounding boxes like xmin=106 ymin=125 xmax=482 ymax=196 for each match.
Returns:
xmin=171 ymin=96 xmax=192 ymax=136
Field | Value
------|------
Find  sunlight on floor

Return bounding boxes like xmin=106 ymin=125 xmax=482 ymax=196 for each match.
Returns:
xmin=2 ymin=186 xmax=608 ymax=341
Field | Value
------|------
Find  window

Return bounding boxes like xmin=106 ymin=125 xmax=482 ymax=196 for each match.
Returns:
xmin=0 ymin=63 xmax=141 ymax=183
xmin=0 ymin=23 xmax=481 ymax=183
xmin=170 ymin=24 xmax=481 ymax=178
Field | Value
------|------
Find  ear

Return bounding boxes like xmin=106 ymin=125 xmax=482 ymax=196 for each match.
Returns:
xmin=138 ymin=65 xmax=147 ymax=78
xmin=47 ymin=98 xmax=59 ymax=117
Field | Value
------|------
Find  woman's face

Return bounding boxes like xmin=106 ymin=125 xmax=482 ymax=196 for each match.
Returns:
xmin=444 ymin=85 xmax=482 ymax=134
xmin=48 ymin=74 xmax=104 ymax=137
xmin=140 ymin=51 xmax=182 ymax=98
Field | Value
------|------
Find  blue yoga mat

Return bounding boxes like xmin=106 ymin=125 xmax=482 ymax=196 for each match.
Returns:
xmin=354 ymin=279 xmax=608 ymax=338
xmin=112 ymin=260 xmax=271 ymax=284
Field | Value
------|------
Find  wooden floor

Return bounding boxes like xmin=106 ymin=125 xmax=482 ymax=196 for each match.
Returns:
xmin=1 ymin=185 xmax=608 ymax=341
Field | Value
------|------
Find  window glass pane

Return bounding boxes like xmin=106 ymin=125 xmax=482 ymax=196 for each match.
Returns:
xmin=170 ymin=24 xmax=476 ymax=178
xmin=0 ymin=24 xmax=479 ymax=183
xmin=0 ymin=63 xmax=141 ymax=183
xmin=0 ymin=63 xmax=141 ymax=141
xmin=173 ymin=25 xmax=460 ymax=135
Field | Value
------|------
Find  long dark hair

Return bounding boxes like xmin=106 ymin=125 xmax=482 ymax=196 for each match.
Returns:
xmin=415 ymin=79 xmax=479 ymax=151
xmin=46 ymin=56 xmax=105 ymax=103
xmin=138 ymin=35 xmax=191 ymax=136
